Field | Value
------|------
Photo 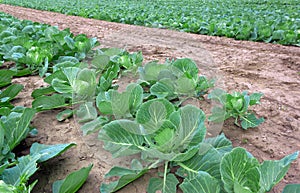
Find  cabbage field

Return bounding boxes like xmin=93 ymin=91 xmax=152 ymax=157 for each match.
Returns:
xmin=0 ymin=1 xmax=300 ymax=193
xmin=2 ymin=0 xmax=300 ymax=46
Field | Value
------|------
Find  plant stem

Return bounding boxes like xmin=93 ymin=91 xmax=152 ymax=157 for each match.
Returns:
xmin=147 ymin=159 xmax=162 ymax=169
xmin=177 ymin=162 xmax=198 ymax=174
xmin=8 ymin=161 xmax=17 ymax=167
xmin=163 ymin=161 xmax=169 ymax=192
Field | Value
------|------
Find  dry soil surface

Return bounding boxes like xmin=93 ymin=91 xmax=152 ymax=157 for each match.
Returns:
xmin=1 ymin=4 xmax=300 ymax=193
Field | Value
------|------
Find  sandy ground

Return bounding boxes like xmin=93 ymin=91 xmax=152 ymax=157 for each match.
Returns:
xmin=1 ymin=4 xmax=300 ymax=193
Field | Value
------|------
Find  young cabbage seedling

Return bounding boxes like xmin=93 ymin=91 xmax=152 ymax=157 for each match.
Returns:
xmin=208 ymin=88 xmax=264 ymax=129
xmin=139 ymin=58 xmax=214 ymax=102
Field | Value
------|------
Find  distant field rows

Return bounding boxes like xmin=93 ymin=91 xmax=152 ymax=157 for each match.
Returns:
xmin=1 ymin=0 xmax=300 ymax=46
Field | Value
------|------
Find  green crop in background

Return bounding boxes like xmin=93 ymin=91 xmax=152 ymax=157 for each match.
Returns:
xmin=2 ymin=0 xmax=300 ymax=46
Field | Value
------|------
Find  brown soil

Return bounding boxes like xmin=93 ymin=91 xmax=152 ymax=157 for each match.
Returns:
xmin=1 ymin=4 xmax=300 ymax=193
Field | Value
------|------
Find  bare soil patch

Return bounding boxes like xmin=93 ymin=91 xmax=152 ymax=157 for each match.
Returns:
xmin=1 ymin=4 xmax=300 ymax=193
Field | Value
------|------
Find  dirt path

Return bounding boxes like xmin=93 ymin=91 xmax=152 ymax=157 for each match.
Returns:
xmin=1 ymin=4 xmax=300 ymax=193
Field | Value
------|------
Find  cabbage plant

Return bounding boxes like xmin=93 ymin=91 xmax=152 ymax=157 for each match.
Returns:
xmin=98 ymin=98 xmax=298 ymax=193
